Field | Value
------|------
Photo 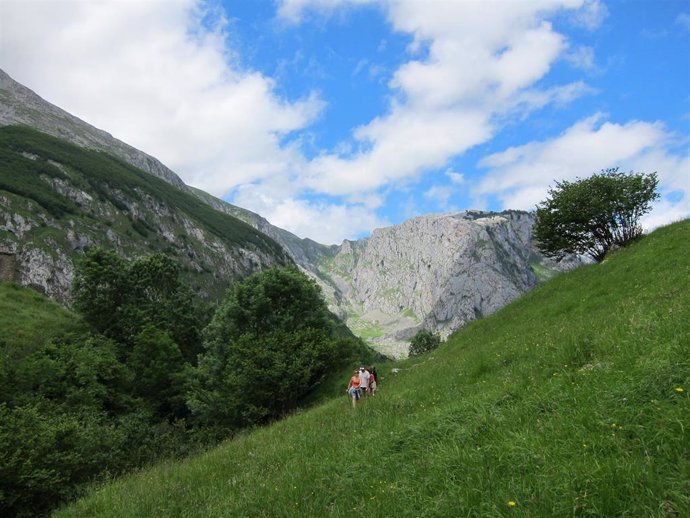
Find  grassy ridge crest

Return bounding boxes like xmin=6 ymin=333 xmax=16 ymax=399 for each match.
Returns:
xmin=56 ymin=221 xmax=689 ymax=517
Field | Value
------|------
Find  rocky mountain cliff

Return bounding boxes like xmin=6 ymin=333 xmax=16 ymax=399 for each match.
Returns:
xmin=0 ymin=69 xmax=578 ymax=356
xmin=0 ymin=125 xmax=292 ymax=303
xmin=315 ymin=210 xmax=575 ymax=357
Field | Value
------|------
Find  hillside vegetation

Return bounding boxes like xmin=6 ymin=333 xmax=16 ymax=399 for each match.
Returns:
xmin=1 ymin=252 xmax=380 ymax=516
xmin=56 ymin=220 xmax=689 ymax=517
xmin=0 ymin=125 xmax=290 ymax=301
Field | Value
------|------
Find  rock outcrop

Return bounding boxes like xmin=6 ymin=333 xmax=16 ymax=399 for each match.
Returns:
xmin=316 ymin=211 xmax=556 ymax=357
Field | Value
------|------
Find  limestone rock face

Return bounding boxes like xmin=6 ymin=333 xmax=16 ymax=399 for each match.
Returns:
xmin=317 ymin=211 xmax=546 ymax=358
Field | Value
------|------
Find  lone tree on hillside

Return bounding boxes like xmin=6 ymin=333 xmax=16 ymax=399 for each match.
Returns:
xmin=533 ymin=168 xmax=659 ymax=262
xmin=409 ymin=329 xmax=441 ymax=357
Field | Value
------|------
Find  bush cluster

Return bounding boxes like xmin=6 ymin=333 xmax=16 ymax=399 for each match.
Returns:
xmin=1 ymin=249 xmax=360 ymax=516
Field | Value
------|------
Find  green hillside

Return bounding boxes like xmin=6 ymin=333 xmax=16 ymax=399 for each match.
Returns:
xmin=0 ymin=282 xmax=84 ymax=348
xmin=0 ymin=125 xmax=291 ymax=301
xmin=55 ymin=220 xmax=689 ymax=517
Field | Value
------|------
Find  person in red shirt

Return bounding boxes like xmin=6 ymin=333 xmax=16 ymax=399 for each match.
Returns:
xmin=346 ymin=370 xmax=361 ymax=408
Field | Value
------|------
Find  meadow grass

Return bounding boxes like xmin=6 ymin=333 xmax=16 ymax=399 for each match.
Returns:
xmin=0 ymin=282 xmax=85 ymax=355
xmin=55 ymin=221 xmax=689 ymax=517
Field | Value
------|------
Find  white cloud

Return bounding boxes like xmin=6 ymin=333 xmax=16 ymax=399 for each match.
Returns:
xmin=231 ymin=185 xmax=387 ymax=244
xmin=278 ymin=0 xmax=374 ymax=23
xmin=475 ymin=114 xmax=690 ymax=228
xmin=675 ymin=12 xmax=690 ymax=32
xmin=0 ymin=0 xmax=323 ymax=199
xmin=565 ymin=45 xmax=597 ymax=71
xmin=571 ymin=0 xmax=608 ymax=30
xmin=283 ymin=0 xmax=594 ymax=200
xmin=446 ymin=170 xmax=465 ymax=185
xmin=424 ymin=185 xmax=454 ymax=209
xmin=306 ymin=107 xmax=493 ymax=195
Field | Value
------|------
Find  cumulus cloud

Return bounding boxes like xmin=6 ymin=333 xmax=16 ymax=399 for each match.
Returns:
xmin=565 ymin=45 xmax=598 ymax=71
xmin=282 ymin=0 xmax=596 ymax=199
xmin=0 ymin=0 xmax=323 ymax=198
xmin=446 ymin=170 xmax=465 ymax=185
xmin=278 ymin=0 xmax=375 ymax=23
xmin=475 ymin=114 xmax=690 ymax=229
xmin=232 ymin=183 xmax=387 ymax=244
xmin=571 ymin=0 xmax=608 ymax=30
xmin=424 ymin=185 xmax=454 ymax=209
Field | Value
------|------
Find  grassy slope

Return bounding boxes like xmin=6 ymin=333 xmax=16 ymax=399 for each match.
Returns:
xmin=56 ymin=221 xmax=689 ymax=517
xmin=0 ymin=283 xmax=85 ymax=355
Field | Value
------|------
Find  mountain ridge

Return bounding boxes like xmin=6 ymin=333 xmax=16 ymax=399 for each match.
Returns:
xmin=0 ymin=69 xmax=577 ymax=355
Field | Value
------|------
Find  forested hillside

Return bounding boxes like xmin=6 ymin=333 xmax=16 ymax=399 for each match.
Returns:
xmin=0 ymin=252 xmax=377 ymax=516
xmin=0 ymin=125 xmax=291 ymax=303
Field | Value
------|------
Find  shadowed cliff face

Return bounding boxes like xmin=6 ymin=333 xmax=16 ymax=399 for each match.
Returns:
xmin=0 ymin=126 xmax=292 ymax=304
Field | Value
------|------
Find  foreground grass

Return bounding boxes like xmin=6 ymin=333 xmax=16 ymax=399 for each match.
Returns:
xmin=56 ymin=221 xmax=689 ymax=517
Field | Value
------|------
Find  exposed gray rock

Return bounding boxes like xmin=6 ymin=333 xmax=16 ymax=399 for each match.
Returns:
xmin=18 ymin=244 xmax=74 ymax=301
xmin=0 ymin=69 xmax=186 ymax=188
xmin=316 ymin=210 xmax=575 ymax=358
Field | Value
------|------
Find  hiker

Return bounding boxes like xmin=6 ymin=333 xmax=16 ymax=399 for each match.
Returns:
xmin=370 ymin=366 xmax=378 ymax=395
xmin=346 ymin=370 xmax=361 ymax=407
xmin=359 ymin=366 xmax=371 ymax=396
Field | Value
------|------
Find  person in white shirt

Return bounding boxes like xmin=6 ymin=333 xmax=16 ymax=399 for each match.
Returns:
xmin=359 ymin=367 xmax=371 ymax=396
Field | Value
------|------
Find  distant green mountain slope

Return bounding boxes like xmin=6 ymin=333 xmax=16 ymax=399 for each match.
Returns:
xmin=55 ymin=220 xmax=690 ymax=517
xmin=0 ymin=125 xmax=291 ymax=302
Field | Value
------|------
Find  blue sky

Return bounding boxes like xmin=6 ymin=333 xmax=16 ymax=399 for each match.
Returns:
xmin=1 ymin=0 xmax=688 ymax=244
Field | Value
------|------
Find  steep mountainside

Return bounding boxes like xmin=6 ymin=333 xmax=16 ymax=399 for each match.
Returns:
xmin=0 ymin=125 xmax=291 ymax=303
xmin=0 ymin=69 xmax=185 ymax=188
xmin=317 ymin=210 xmax=575 ymax=357
xmin=1 ymin=69 xmax=576 ymax=354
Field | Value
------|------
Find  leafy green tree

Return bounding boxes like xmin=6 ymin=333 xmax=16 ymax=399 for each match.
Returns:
xmin=72 ymin=247 xmax=209 ymax=361
xmin=409 ymin=329 xmax=442 ymax=357
xmin=187 ymin=267 xmax=345 ymax=428
xmin=71 ymin=247 xmax=128 ymax=339
xmin=534 ymin=169 xmax=659 ymax=262
xmin=129 ymin=326 xmax=186 ymax=418
xmin=1 ymin=333 xmax=130 ymax=413
xmin=0 ymin=401 xmax=126 ymax=517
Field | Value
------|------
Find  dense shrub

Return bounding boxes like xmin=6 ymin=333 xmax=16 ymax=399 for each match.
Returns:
xmin=188 ymin=267 xmax=349 ymax=428
xmin=408 ymin=329 xmax=442 ymax=357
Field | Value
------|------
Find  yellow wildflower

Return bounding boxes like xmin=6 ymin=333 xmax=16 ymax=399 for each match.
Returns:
xmin=507 ymin=501 xmax=517 ymax=508
xmin=675 ymin=387 xmax=685 ymax=393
